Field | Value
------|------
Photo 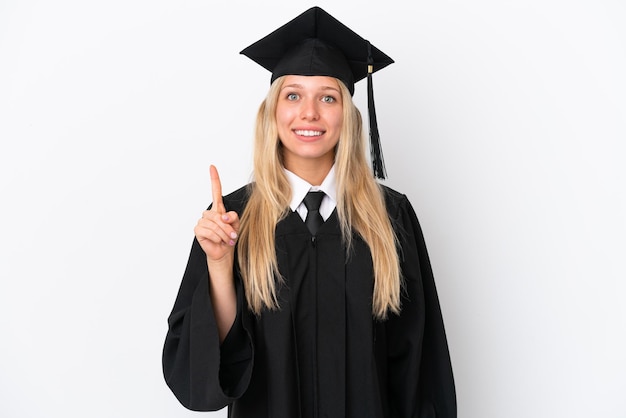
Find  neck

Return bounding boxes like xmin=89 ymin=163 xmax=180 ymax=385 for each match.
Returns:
xmin=284 ymin=157 xmax=333 ymax=186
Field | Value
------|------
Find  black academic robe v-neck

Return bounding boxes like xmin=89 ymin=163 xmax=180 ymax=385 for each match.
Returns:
xmin=162 ymin=184 xmax=456 ymax=418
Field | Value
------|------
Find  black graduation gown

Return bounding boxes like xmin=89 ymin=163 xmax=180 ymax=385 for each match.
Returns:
xmin=162 ymin=185 xmax=456 ymax=417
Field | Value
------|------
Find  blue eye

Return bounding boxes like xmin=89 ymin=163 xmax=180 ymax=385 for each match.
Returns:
xmin=321 ymin=95 xmax=336 ymax=103
xmin=287 ymin=93 xmax=299 ymax=101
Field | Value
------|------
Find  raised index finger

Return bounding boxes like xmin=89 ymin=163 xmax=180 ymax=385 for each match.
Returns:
xmin=210 ymin=165 xmax=225 ymax=213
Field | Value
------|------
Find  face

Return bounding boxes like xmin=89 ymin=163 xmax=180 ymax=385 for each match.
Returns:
xmin=276 ymin=75 xmax=344 ymax=171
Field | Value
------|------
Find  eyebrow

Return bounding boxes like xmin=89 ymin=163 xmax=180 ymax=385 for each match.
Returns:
xmin=281 ymin=83 xmax=341 ymax=94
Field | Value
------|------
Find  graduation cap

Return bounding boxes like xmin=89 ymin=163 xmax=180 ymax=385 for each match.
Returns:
xmin=240 ymin=6 xmax=394 ymax=179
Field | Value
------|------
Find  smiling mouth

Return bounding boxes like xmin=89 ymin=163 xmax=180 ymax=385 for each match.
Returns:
xmin=294 ymin=129 xmax=324 ymax=137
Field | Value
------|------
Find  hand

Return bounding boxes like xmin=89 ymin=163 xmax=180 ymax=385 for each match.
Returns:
xmin=194 ymin=165 xmax=240 ymax=265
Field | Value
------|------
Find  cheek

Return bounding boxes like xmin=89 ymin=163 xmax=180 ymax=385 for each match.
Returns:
xmin=276 ymin=106 xmax=294 ymax=129
xmin=276 ymin=100 xmax=296 ymax=118
xmin=330 ymin=113 xmax=344 ymax=134
xmin=276 ymin=118 xmax=290 ymax=140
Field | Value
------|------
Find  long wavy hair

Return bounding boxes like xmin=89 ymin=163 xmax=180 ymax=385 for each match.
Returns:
xmin=237 ymin=76 xmax=401 ymax=319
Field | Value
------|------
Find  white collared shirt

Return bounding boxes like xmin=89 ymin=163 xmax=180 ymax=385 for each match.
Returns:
xmin=285 ymin=165 xmax=337 ymax=222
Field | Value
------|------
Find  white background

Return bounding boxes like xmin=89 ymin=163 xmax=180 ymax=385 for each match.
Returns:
xmin=1 ymin=0 xmax=625 ymax=417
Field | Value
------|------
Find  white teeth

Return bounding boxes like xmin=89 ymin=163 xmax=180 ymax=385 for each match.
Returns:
xmin=294 ymin=130 xmax=323 ymax=137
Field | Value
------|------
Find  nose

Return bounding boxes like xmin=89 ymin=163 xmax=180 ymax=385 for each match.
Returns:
xmin=300 ymin=98 xmax=320 ymax=121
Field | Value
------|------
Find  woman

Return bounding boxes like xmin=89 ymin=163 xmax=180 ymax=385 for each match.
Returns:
xmin=163 ymin=6 xmax=456 ymax=417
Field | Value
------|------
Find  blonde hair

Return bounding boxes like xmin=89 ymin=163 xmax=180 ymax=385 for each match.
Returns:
xmin=237 ymin=76 xmax=401 ymax=319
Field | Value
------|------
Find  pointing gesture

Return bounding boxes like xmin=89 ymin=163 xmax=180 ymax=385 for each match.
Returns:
xmin=195 ymin=165 xmax=240 ymax=263
xmin=194 ymin=165 xmax=239 ymax=342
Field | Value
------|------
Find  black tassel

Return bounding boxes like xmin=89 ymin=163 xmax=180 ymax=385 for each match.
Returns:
xmin=367 ymin=41 xmax=387 ymax=179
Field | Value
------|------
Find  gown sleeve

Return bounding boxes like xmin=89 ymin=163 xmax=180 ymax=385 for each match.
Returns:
xmin=162 ymin=235 xmax=254 ymax=411
xmin=385 ymin=192 xmax=457 ymax=418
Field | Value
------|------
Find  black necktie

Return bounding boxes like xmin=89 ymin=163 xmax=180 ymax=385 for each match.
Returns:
xmin=303 ymin=191 xmax=325 ymax=236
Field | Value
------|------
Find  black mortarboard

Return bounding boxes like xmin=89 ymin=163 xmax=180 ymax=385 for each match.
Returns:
xmin=240 ymin=6 xmax=394 ymax=179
